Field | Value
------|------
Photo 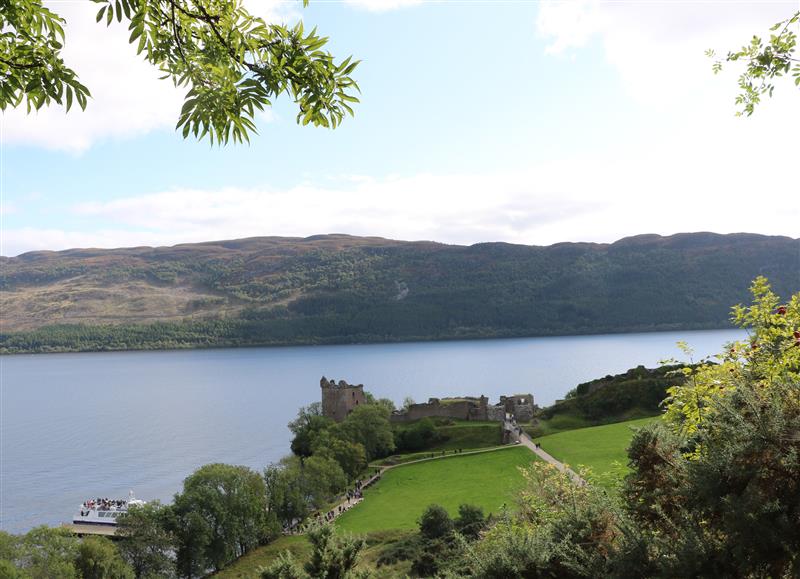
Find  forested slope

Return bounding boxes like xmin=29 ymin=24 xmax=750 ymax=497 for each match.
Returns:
xmin=1 ymin=232 xmax=797 ymax=352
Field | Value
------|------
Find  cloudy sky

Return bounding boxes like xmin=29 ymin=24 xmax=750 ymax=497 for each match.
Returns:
xmin=1 ymin=0 xmax=798 ymax=256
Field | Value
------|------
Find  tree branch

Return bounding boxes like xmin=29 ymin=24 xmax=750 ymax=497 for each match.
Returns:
xmin=0 ymin=56 xmax=43 ymax=70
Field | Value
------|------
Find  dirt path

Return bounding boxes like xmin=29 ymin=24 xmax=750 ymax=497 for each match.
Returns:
xmin=508 ymin=424 xmax=585 ymax=485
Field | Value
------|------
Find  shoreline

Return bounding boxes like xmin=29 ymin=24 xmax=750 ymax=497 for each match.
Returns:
xmin=0 ymin=322 xmax=736 ymax=356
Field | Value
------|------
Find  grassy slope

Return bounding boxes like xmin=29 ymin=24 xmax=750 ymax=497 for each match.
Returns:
xmin=433 ymin=421 xmax=502 ymax=450
xmin=379 ymin=420 xmax=503 ymax=466
xmin=215 ymin=530 xmax=416 ymax=579
xmin=338 ymin=446 xmax=537 ymax=534
xmin=535 ymin=416 xmax=658 ymax=486
xmin=213 ymin=535 xmax=310 ymax=579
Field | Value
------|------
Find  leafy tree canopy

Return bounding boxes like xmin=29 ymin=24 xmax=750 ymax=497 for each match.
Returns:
xmin=116 ymin=501 xmax=177 ymax=579
xmin=75 ymin=537 xmax=134 ymax=579
xmin=172 ymin=463 xmax=275 ymax=575
xmin=709 ymin=10 xmax=799 ymax=115
xmin=1 ymin=0 xmax=359 ymax=144
xmin=664 ymin=276 xmax=800 ymax=439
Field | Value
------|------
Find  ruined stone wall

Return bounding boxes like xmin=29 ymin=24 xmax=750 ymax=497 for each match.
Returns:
xmin=390 ymin=396 xmax=492 ymax=423
xmin=320 ymin=377 xmax=366 ymax=422
xmin=486 ymin=405 xmax=506 ymax=421
xmin=500 ymin=393 xmax=535 ymax=422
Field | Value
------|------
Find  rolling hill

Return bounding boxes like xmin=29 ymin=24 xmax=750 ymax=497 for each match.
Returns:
xmin=1 ymin=232 xmax=798 ymax=353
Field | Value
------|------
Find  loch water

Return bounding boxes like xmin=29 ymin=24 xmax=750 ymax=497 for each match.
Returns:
xmin=0 ymin=328 xmax=743 ymax=532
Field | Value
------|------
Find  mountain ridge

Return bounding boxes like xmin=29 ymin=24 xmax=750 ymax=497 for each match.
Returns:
xmin=1 ymin=232 xmax=798 ymax=353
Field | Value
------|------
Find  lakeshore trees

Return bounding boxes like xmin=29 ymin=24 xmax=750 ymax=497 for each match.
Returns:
xmin=0 ymin=526 xmax=136 ymax=578
xmin=116 ymin=502 xmax=176 ymax=578
xmin=171 ymin=463 xmax=277 ymax=575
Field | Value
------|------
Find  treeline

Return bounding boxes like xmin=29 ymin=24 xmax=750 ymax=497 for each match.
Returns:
xmin=540 ymin=364 xmax=689 ymax=423
xmin=3 ymin=232 xmax=798 ymax=353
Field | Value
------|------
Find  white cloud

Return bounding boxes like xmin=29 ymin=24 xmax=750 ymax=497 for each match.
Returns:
xmin=344 ymin=0 xmax=422 ymax=12
xmin=2 ymin=1 xmax=292 ymax=152
xmin=4 ymin=121 xmax=798 ymax=256
xmin=536 ymin=0 xmax=793 ymax=110
xmin=537 ymin=0 xmax=601 ymax=55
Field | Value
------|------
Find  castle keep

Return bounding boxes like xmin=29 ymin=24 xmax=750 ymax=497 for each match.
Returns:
xmin=320 ymin=377 xmax=366 ymax=422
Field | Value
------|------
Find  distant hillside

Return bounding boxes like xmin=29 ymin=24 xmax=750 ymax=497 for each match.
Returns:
xmin=1 ymin=232 xmax=798 ymax=353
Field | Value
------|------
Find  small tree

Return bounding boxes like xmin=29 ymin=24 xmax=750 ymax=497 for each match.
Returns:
xmin=260 ymin=525 xmax=367 ymax=579
xmin=312 ymin=432 xmax=367 ymax=480
xmin=418 ymin=505 xmax=453 ymax=541
xmin=303 ymin=454 xmax=348 ymax=509
xmin=116 ymin=501 xmax=176 ymax=578
xmin=264 ymin=459 xmax=310 ymax=529
xmin=333 ymin=404 xmax=395 ymax=461
xmin=18 ymin=526 xmax=79 ymax=579
xmin=289 ymin=413 xmax=334 ymax=458
xmin=455 ymin=504 xmax=486 ymax=540
xmin=172 ymin=463 xmax=275 ymax=575
xmin=75 ymin=536 xmax=134 ymax=579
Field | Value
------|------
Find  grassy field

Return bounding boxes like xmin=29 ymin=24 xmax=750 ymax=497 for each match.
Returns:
xmin=535 ymin=416 xmax=659 ymax=486
xmin=338 ymin=446 xmax=537 ymax=534
xmin=377 ymin=420 xmax=503 ymax=466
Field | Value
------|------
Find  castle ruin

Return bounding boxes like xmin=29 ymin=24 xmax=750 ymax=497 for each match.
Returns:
xmin=390 ymin=393 xmax=535 ymax=423
xmin=320 ymin=377 xmax=366 ymax=422
xmin=319 ymin=376 xmax=535 ymax=424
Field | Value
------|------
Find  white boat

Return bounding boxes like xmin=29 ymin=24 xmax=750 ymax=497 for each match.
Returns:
xmin=73 ymin=491 xmax=146 ymax=526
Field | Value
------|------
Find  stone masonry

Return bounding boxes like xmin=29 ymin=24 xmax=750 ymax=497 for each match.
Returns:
xmin=320 ymin=377 xmax=366 ymax=422
xmin=390 ymin=392 xmax=535 ymax=423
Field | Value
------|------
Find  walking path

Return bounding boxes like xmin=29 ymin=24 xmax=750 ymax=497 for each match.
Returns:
xmin=505 ymin=419 xmax=585 ymax=485
xmin=290 ymin=421 xmax=584 ymax=533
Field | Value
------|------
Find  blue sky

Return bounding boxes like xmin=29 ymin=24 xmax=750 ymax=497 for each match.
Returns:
xmin=1 ymin=0 xmax=797 ymax=256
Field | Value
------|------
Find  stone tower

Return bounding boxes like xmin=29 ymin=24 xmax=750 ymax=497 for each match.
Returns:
xmin=320 ymin=377 xmax=366 ymax=422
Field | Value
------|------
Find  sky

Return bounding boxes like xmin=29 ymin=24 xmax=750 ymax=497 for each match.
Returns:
xmin=1 ymin=0 xmax=798 ymax=256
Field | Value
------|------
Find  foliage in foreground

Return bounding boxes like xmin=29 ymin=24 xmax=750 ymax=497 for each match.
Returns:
xmin=1 ymin=0 xmax=358 ymax=143
xmin=709 ymin=10 xmax=800 ymax=116
xmin=259 ymin=525 xmax=367 ymax=579
xmin=457 ymin=278 xmax=800 ymax=578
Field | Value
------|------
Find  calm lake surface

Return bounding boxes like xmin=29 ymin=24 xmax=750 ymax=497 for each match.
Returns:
xmin=1 ymin=329 xmax=743 ymax=532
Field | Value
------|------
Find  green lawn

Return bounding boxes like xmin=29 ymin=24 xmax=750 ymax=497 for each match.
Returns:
xmin=535 ymin=416 xmax=658 ymax=486
xmin=338 ymin=446 xmax=537 ymax=534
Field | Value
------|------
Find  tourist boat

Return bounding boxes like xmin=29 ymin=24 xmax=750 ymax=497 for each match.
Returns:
xmin=73 ymin=491 xmax=146 ymax=526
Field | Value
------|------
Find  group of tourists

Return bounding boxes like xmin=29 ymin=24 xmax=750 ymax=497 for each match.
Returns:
xmin=81 ymin=497 xmax=125 ymax=511
xmin=284 ymin=469 xmax=387 ymax=535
